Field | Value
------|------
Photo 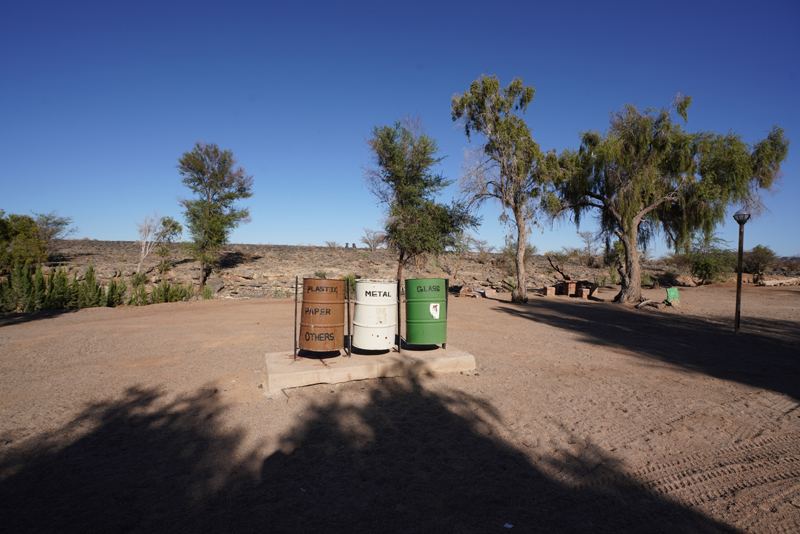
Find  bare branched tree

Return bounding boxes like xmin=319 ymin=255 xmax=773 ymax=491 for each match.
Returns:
xmin=136 ymin=213 xmax=181 ymax=273
xmin=32 ymin=210 xmax=77 ymax=259
xmin=359 ymin=227 xmax=386 ymax=251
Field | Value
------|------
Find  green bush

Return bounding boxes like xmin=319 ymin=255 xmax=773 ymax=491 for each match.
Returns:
xmin=608 ymin=265 xmax=619 ymax=285
xmin=744 ymin=245 xmax=777 ymax=273
xmin=201 ymin=285 xmax=214 ymax=300
xmin=130 ymin=272 xmax=148 ymax=288
xmin=313 ymin=269 xmax=327 ymax=279
xmin=0 ymin=264 xmax=129 ymax=312
xmin=149 ymin=280 xmax=194 ymax=304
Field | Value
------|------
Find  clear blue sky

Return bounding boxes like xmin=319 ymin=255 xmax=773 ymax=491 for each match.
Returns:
xmin=2 ymin=0 xmax=798 ymax=257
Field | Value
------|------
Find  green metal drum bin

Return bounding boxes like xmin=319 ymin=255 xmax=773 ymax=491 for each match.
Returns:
xmin=405 ymin=278 xmax=447 ymax=346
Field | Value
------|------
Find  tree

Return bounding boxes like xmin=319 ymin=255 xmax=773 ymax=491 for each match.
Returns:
xmin=32 ymin=210 xmax=77 ymax=259
xmin=135 ymin=213 xmax=183 ymax=273
xmin=557 ymin=95 xmax=789 ymax=303
xmin=451 ymin=75 xmax=558 ymax=302
xmin=577 ymin=230 xmax=601 ymax=264
xmin=744 ymin=244 xmax=777 ymax=275
xmin=155 ymin=216 xmax=183 ymax=272
xmin=0 ymin=211 xmax=47 ymax=271
xmin=177 ymin=142 xmax=254 ymax=288
xmin=359 ymin=227 xmax=386 ymax=251
xmin=363 ymin=116 xmax=477 ymax=279
xmin=448 ymin=231 xmax=472 ymax=280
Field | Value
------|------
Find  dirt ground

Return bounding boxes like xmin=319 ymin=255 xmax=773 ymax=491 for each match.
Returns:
xmin=1 ymin=283 xmax=798 ymax=533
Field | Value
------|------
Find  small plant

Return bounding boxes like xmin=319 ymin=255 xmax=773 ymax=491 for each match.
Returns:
xmin=313 ymin=269 xmax=327 ymax=279
xmin=594 ymin=275 xmax=607 ymax=288
xmin=130 ymin=272 xmax=147 ymax=288
xmin=359 ymin=251 xmax=369 ymax=260
xmin=502 ymin=277 xmax=517 ymax=292
xmin=149 ymin=280 xmax=194 ymax=304
xmin=127 ymin=284 xmax=149 ymax=306
xmin=324 ymin=241 xmax=340 ymax=248
xmin=272 ymin=287 xmax=288 ymax=298
xmin=201 ymin=285 xmax=214 ymax=300
xmin=608 ymin=265 xmax=619 ymax=285
xmin=344 ymin=274 xmax=357 ymax=296
xmin=641 ymin=271 xmax=653 ymax=288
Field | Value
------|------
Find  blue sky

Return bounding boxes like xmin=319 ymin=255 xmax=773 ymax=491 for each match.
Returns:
xmin=2 ymin=0 xmax=798 ymax=257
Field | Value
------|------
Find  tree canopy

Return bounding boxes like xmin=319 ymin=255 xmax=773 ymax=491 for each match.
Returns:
xmin=178 ymin=142 xmax=253 ymax=288
xmin=451 ymin=74 xmax=558 ymax=302
xmin=363 ymin=116 xmax=476 ymax=279
xmin=557 ymin=95 xmax=789 ymax=302
xmin=0 ymin=211 xmax=47 ymax=271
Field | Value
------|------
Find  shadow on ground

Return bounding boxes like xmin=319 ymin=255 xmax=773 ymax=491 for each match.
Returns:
xmin=0 ymin=308 xmax=79 ymax=327
xmin=497 ymin=298 xmax=800 ymax=401
xmin=0 ymin=378 xmax=737 ymax=533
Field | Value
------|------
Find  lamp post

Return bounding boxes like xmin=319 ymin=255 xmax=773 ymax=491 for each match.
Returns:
xmin=733 ymin=209 xmax=751 ymax=334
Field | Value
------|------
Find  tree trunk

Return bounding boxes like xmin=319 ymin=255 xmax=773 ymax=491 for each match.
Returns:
xmin=200 ymin=261 xmax=207 ymax=289
xmin=512 ymin=213 xmax=528 ymax=303
xmin=615 ymin=226 xmax=643 ymax=303
xmin=396 ymin=251 xmax=404 ymax=281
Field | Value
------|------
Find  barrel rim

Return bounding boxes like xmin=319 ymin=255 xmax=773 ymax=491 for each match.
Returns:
xmin=356 ymin=278 xmax=396 ymax=284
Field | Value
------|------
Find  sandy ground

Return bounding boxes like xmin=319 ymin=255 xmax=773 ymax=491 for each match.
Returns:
xmin=0 ymin=283 xmax=798 ymax=533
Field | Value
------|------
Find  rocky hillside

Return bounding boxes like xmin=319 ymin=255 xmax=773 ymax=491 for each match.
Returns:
xmin=37 ymin=239 xmax=696 ymax=300
xmin=41 ymin=239 xmax=798 ymax=300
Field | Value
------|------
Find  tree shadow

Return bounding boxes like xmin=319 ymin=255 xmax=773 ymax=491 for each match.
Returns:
xmin=0 ymin=379 xmax=739 ymax=533
xmin=0 ymin=308 xmax=79 ymax=327
xmin=496 ymin=299 xmax=800 ymax=400
xmin=218 ymin=251 xmax=262 ymax=268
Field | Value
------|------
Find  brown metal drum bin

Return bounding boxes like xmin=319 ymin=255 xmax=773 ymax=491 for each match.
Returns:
xmin=299 ymin=278 xmax=346 ymax=352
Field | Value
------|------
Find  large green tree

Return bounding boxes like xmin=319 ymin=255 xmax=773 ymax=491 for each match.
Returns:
xmin=177 ymin=142 xmax=254 ymax=288
xmin=363 ymin=116 xmax=476 ymax=279
xmin=557 ymin=95 xmax=789 ymax=303
xmin=0 ymin=211 xmax=47 ymax=271
xmin=451 ymin=75 xmax=558 ymax=303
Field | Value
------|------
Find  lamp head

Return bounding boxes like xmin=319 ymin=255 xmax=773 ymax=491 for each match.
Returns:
xmin=733 ymin=209 xmax=751 ymax=225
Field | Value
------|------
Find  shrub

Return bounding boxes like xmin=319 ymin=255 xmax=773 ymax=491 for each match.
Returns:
xmin=0 ymin=264 xmax=129 ymax=312
xmin=608 ymin=265 xmax=619 ymax=285
xmin=743 ymin=245 xmax=777 ymax=274
xmin=127 ymin=284 xmax=149 ymax=306
xmin=502 ymin=277 xmax=517 ymax=292
xmin=131 ymin=272 xmax=148 ymax=288
xmin=502 ymin=235 xmax=538 ymax=275
xmin=313 ymin=269 xmax=327 ymax=279
xmin=149 ymin=280 xmax=194 ymax=304
xmin=201 ymin=285 xmax=214 ymax=300
xmin=641 ymin=271 xmax=654 ymax=288
xmin=272 ymin=287 xmax=288 ymax=298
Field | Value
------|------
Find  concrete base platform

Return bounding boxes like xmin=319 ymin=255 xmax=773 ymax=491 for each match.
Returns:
xmin=265 ymin=346 xmax=476 ymax=393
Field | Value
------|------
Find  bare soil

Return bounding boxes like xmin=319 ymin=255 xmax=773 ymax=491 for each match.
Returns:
xmin=1 ymin=283 xmax=798 ymax=533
